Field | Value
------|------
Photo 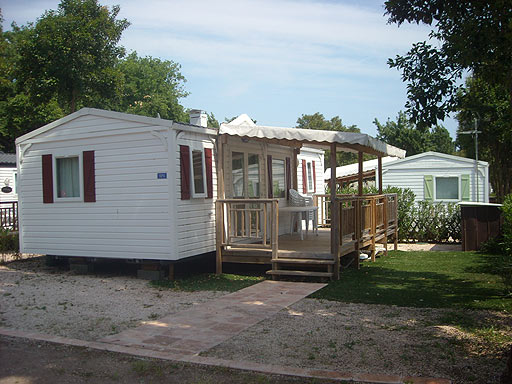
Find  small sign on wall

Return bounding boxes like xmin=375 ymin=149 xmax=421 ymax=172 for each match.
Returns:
xmin=1 ymin=186 xmax=12 ymax=193
xmin=157 ymin=172 xmax=167 ymax=179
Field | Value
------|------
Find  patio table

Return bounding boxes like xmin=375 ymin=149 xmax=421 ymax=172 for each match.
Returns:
xmin=279 ymin=205 xmax=318 ymax=240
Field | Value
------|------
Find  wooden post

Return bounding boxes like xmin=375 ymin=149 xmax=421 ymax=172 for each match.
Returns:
xmin=330 ymin=143 xmax=340 ymax=280
xmin=383 ymin=195 xmax=388 ymax=257
xmin=215 ymin=201 xmax=223 ymax=274
xmin=355 ymin=197 xmax=361 ymax=269
xmin=358 ymin=151 xmax=363 ymax=196
xmin=271 ymin=200 xmax=279 ymax=280
xmin=394 ymin=194 xmax=398 ymax=250
xmin=292 ymin=148 xmax=299 ymax=192
xmin=168 ymin=263 xmax=175 ymax=281
xmin=371 ymin=197 xmax=376 ymax=262
xmin=378 ymin=156 xmax=383 ymax=194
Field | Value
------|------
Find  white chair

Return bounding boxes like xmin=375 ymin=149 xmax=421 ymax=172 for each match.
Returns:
xmin=288 ymin=189 xmax=317 ymax=238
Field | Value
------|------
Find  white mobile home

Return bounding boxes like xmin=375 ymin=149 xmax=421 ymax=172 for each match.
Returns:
xmin=0 ymin=152 xmax=18 ymax=202
xmin=17 ymin=108 xmax=406 ymax=280
xmin=16 ymin=108 xmax=217 ymax=261
xmin=378 ymin=151 xmax=489 ymax=203
xmin=297 ymin=147 xmax=325 ymax=197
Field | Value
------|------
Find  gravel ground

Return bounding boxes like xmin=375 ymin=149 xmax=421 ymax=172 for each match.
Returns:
xmin=0 ymin=257 xmax=225 ymax=340
xmin=204 ymin=299 xmax=511 ymax=384
xmin=0 ymin=253 xmax=509 ymax=384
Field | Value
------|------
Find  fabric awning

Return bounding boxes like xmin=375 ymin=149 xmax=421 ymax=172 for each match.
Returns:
xmin=219 ymin=124 xmax=406 ymax=158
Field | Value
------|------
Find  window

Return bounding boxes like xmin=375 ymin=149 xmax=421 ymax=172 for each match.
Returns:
xmin=435 ymin=176 xmax=459 ymax=200
xmin=272 ymin=158 xmax=286 ymax=198
xmin=191 ymin=149 xmax=206 ymax=197
xmin=247 ymin=154 xmax=260 ymax=198
xmin=306 ymin=161 xmax=314 ymax=192
xmin=232 ymin=151 xmax=245 ymax=198
xmin=56 ymin=156 xmax=80 ymax=198
xmin=13 ymin=172 xmax=17 ymax=194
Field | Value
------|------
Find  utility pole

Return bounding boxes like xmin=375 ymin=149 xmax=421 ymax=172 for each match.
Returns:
xmin=460 ymin=118 xmax=481 ymax=202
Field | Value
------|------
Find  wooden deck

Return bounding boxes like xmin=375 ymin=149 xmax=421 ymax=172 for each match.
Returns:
xmin=216 ymin=194 xmax=398 ymax=280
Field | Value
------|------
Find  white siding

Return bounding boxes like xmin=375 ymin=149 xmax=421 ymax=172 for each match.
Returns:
xmin=381 ymin=153 xmax=489 ymax=203
xmin=18 ymin=115 xmax=173 ymax=260
xmin=175 ymin=132 xmax=217 ymax=259
xmin=0 ymin=166 xmax=17 ymax=202
xmin=297 ymin=149 xmax=325 ymax=196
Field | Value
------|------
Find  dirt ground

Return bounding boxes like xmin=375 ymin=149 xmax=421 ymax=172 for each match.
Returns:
xmin=0 ymin=254 xmax=510 ymax=384
xmin=0 ymin=336 xmax=334 ymax=384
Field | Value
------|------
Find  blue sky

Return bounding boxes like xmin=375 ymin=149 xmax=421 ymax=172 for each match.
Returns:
xmin=1 ymin=0 xmax=459 ymax=138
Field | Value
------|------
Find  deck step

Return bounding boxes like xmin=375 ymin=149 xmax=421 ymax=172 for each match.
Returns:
xmin=272 ymin=258 xmax=334 ymax=265
xmin=266 ymin=270 xmax=333 ymax=278
xmin=223 ymin=248 xmax=272 ymax=257
xmin=277 ymin=251 xmax=333 ymax=260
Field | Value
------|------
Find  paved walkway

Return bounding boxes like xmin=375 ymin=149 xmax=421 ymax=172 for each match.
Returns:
xmin=101 ymin=280 xmax=326 ymax=355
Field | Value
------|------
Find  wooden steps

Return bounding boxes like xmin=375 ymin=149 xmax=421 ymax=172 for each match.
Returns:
xmin=222 ymin=247 xmax=272 ymax=264
xmin=266 ymin=270 xmax=333 ymax=278
xmin=268 ymin=255 xmax=335 ymax=280
xmin=272 ymin=258 xmax=334 ymax=265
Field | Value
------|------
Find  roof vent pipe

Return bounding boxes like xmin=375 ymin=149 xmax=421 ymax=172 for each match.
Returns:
xmin=189 ymin=109 xmax=208 ymax=127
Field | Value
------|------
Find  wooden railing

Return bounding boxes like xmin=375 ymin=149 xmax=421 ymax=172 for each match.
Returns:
xmin=0 ymin=201 xmax=18 ymax=231
xmin=215 ymin=199 xmax=279 ymax=272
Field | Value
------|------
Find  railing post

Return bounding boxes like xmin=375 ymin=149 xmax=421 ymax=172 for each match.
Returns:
xmin=383 ymin=195 xmax=388 ymax=257
xmin=13 ymin=202 xmax=17 ymax=231
xmin=371 ymin=197 xmax=377 ymax=262
xmin=394 ymin=193 xmax=398 ymax=250
xmin=215 ymin=201 xmax=223 ymax=275
xmin=271 ymin=200 xmax=278 ymax=261
xmin=355 ymin=197 xmax=361 ymax=269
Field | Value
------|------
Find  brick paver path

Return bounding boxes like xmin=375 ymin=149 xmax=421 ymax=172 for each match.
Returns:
xmin=101 ymin=280 xmax=325 ymax=355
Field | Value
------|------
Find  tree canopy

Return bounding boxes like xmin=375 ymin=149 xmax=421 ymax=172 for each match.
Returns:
xmin=374 ymin=111 xmax=455 ymax=156
xmin=15 ymin=0 xmax=130 ymax=113
xmin=456 ymin=77 xmax=512 ymax=202
xmin=0 ymin=0 xmax=192 ymax=152
xmin=115 ymin=52 xmax=188 ymax=122
xmin=385 ymin=0 xmax=512 ymax=127
xmin=296 ymin=112 xmax=364 ymax=167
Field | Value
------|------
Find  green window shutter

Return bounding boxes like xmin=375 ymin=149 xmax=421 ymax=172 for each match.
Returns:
xmin=461 ymin=174 xmax=470 ymax=201
xmin=424 ymin=175 xmax=433 ymax=201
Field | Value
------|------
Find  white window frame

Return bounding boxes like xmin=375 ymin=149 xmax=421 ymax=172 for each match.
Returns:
xmin=12 ymin=171 xmax=17 ymax=195
xmin=189 ymin=145 xmax=207 ymax=199
xmin=306 ymin=160 xmax=314 ymax=193
xmin=271 ymin=156 xmax=286 ymax=199
xmin=229 ymin=149 xmax=262 ymax=199
xmin=434 ymin=175 xmax=460 ymax=202
xmin=53 ymin=152 xmax=83 ymax=202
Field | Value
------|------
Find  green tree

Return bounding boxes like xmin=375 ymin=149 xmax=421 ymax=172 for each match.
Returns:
xmin=456 ymin=77 xmax=512 ymax=202
xmin=373 ymin=111 xmax=455 ymax=156
xmin=15 ymin=0 xmax=129 ymax=113
xmin=115 ymin=52 xmax=188 ymax=122
xmin=385 ymin=0 xmax=512 ymax=126
xmin=0 ymin=18 xmax=65 ymax=152
xmin=207 ymin=113 xmax=220 ymax=128
xmin=296 ymin=112 xmax=365 ymax=167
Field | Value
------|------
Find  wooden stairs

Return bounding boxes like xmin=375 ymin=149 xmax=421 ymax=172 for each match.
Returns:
xmin=266 ymin=252 xmax=335 ymax=280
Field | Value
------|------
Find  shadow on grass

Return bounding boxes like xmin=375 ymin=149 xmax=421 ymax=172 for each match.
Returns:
xmin=312 ymin=251 xmax=511 ymax=311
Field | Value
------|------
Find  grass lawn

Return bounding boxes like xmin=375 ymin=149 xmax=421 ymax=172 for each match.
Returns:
xmin=150 ymin=273 xmax=265 ymax=292
xmin=312 ymin=250 xmax=512 ymax=312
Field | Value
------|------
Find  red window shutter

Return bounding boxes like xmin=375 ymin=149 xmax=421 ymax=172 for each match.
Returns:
xmin=205 ymin=148 xmax=213 ymax=199
xmin=285 ymin=157 xmax=291 ymax=200
xmin=42 ymin=154 xmax=53 ymax=204
xmin=312 ymin=160 xmax=316 ymax=193
xmin=180 ymin=145 xmax=191 ymax=200
xmin=83 ymin=151 xmax=96 ymax=202
xmin=267 ymin=155 xmax=273 ymax=198
xmin=302 ymin=159 xmax=307 ymax=194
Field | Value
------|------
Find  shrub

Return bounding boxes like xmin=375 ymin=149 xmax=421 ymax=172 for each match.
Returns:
xmin=0 ymin=229 xmax=19 ymax=254
xmin=503 ymin=194 xmax=512 ymax=257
